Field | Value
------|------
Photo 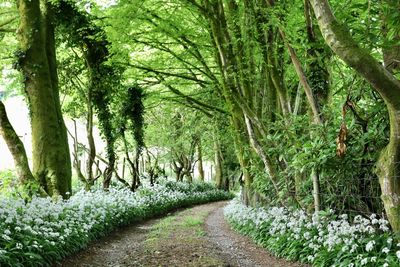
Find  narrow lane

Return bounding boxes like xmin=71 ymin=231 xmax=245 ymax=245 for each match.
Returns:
xmin=59 ymin=201 xmax=304 ymax=267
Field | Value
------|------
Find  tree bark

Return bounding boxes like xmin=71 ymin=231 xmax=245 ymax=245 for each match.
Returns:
xmin=86 ymin=91 xmax=96 ymax=186
xmin=102 ymin=149 xmax=115 ymax=189
xmin=244 ymin=115 xmax=281 ymax=198
xmin=172 ymin=159 xmax=184 ymax=182
xmin=122 ymin=133 xmax=140 ymax=191
xmin=204 ymin=0 xmax=267 ymax=204
xmin=213 ymin=134 xmax=223 ymax=189
xmin=310 ymin=0 xmax=400 ymax=231
xmin=132 ymin=148 xmax=141 ymax=190
xmin=0 ymin=100 xmax=38 ymax=192
xmin=304 ymin=0 xmax=330 ymax=108
xmin=17 ymin=0 xmax=72 ymax=198
xmin=69 ymin=120 xmax=88 ymax=188
xmin=280 ymin=30 xmax=322 ymax=124
xmin=197 ymin=138 xmax=205 ymax=181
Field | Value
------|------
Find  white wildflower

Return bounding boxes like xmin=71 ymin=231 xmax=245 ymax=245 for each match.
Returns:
xmin=396 ymin=250 xmax=400 ymax=259
xmin=307 ymin=255 xmax=315 ymax=262
xmin=366 ymin=240 xmax=375 ymax=252
xmin=360 ymin=258 xmax=368 ymax=265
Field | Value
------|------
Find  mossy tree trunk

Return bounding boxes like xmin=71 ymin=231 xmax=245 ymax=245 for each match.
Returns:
xmin=213 ymin=130 xmax=224 ymax=190
xmin=203 ymin=0 xmax=264 ymax=204
xmin=0 ymin=101 xmax=39 ymax=193
xmin=16 ymin=0 xmax=71 ymax=198
xmin=304 ymin=0 xmax=330 ymax=109
xmin=310 ymin=0 xmax=400 ymax=232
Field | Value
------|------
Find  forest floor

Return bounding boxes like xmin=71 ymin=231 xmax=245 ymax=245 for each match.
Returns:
xmin=59 ymin=201 xmax=305 ymax=267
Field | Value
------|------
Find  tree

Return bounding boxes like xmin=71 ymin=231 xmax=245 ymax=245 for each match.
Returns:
xmin=0 ymin=100 xmax=39 ymax=194
xmin=119 ymin=85 xmax=146 ymax=190
xmin=55 ymin=0 xmax=120 ymax=189
xmin=15 ymin=0 xmax=71 ymax=197
xmin=309 ymin=0 xmax=400 ymax=232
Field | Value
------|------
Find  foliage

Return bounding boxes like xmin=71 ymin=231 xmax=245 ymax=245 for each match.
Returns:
xmin=225 ymin=200 xmax=399 ymax=267
xmin=0 ymin=181 xmax=233 ymax=266
xmin=252 ymin=100 xmax=387 ymax=213
xmin=119 ymin=84 xmax=145 ymax=151
xmin=55 ymin=0 xmax=121 ymax=159
xmin=0 ymin=170 xmax=17 ymax=196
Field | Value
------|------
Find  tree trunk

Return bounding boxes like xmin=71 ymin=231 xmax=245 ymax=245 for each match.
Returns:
xmin=304 ymin=0 xmax=330 ymax=109
xmin=311 ymin=169 xmax=321 ymax=212
xmin=213 ymin=135 xmax=223 ymax=189
xmin=183 ymin=156 xmax=194 ymax=183
xmin=172 ymin=160 xmax=184 ymax=182
xmin=133 ymin=148 xmax=141 ymax=189
xmin=197 ymin=139 xmax=205 ymax=181
xmin=17 ymin=0 xmax=71 ymax=198
xmin=86 ymin=92 xmax=96 ymax=186
xmin=310 ymin=0 xmax=400 ymax=232
xmin=0 ymin=100 xmax=39 ymax=193
xmin=70 ymin=120 xmax=88 ymax=188
xmin=267 ymin=36 xmax=292 ymax=116
xmin=280 ymin=30 xmax=322 ymax=124
xmin=102 ymin=156 xmax=114 ymax=189
xmin=102 ymin=138 xmax=115 ymax=189
xmin=122 ymin=157 xmax=126 ymax=180
xmin=244 ymin=115 xmax=281 ymax=198
xmin=123 ymin=133 xmax=140 ymax=191
xmin=204 ymin=0 xmax=257 ymax=203
xmin=178 ymin=170 xmax=184 ymax=182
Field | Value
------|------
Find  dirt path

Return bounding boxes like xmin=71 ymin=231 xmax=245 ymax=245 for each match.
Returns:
xmin=59 ymin=201 xmax=304 ymax=267
xmin=205 ymin=202 xmax=304 ymax=267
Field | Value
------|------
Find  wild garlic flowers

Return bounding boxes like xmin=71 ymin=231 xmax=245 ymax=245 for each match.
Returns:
xmin=0 ymin=181 xmax=232 ymax=266
xmin=224 ymin=199 xmax=400 ymax=266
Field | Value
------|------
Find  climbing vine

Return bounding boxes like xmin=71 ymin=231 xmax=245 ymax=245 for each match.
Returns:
xmin=54 ymin=0 xmax=121 ymax=188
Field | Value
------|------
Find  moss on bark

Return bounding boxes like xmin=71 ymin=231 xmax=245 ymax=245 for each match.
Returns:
xmin=17 ymin=0 xmax=71 ymax=198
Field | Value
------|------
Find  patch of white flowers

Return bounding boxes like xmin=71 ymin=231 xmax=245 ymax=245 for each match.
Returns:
xmin=224 ymin=199 xmax=400 ymax=266
xmin=0 ymin=182 xmax=231 ymax=266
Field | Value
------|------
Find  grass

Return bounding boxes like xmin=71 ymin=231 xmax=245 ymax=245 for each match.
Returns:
xmin=145 ymin=216 xmax=176 ymax=245
xmin=143 ymin=204 xmax=224 ymax=266
xmin=183 ymin=217 xmax=203 ymax=227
